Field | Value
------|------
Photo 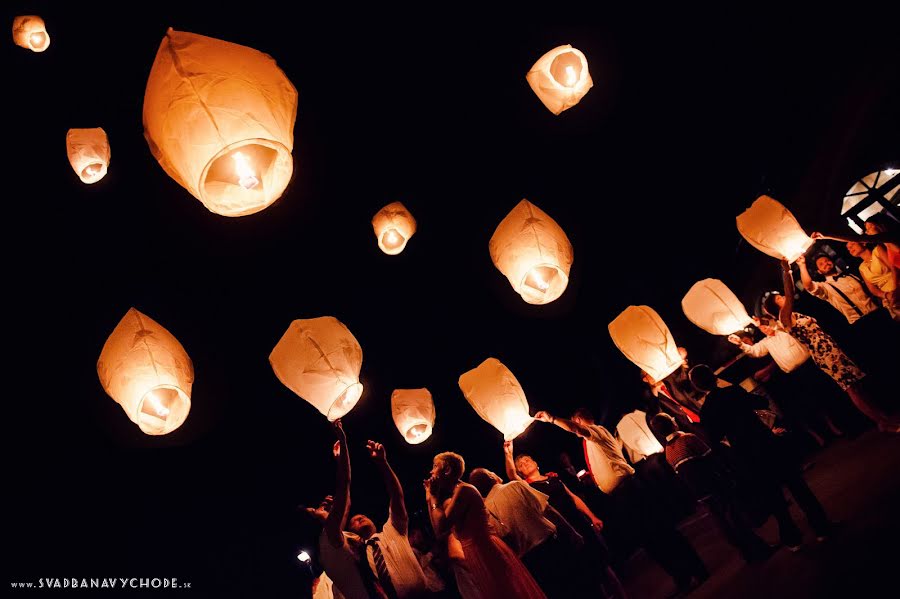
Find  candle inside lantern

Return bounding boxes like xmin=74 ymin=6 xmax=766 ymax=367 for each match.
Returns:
xmin=564 ymin=65 xmax=577 ymax=87
xmin=408 ymin=423 xmax=428 ymax=440
xmin=232 ymin=151 xmax=259 ymax=190
xmin=381 ymin=228 xmax=405 ymax=251
xmin=30 ymin=31 xmax=47 ymax=49
xmin=82 ymin=163 xmax=102 ymax=180
xmin=523 ymin=266 xmax=557 ymax=293
xmin=140 ymin=388 xmax=175 ymax=421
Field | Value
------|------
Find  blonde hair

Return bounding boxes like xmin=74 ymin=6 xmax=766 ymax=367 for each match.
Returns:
xmin=434 ymin=452 xmax=465 ymax=480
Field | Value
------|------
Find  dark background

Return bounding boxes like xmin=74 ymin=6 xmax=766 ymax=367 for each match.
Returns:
xmin=6 ymin=3 xmax=898 ymax=597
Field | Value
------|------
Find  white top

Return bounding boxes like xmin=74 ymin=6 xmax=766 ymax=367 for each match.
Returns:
xmin=318 ymin=530 xmax=369 ymax=599
xmin=366 ymin=512 xmax=428 ymax=599
xmin=484 ymin=481 xmax=555 ymax=557
xmin=808 ymin=275 xmax=878 ymax=324
xmin=739 ymin=330 xmax=810 ymax=373
xmin=581 ymin=423 xmax=635 ymax=494
xmin=313 ymin=572 xmax=336 ymax=599
xmin=616 ymin=410 xmax=664 ymax=463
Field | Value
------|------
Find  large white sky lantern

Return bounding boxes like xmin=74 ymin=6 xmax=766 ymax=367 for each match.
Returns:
xmin=66 ymin=128 xmax=110 ymax=184
xmin=143 ymin=28 xmax=298 ymax=217
xmin=13 ymin=16 xmax=50 ymax=52
xmin=391 ymin=388 xmax=435 ymax=445
xmin=458 ymin=358 xmax=534 ymax=441
xmin=608 ymin=306 xmax=683 ymax=383
xmin=97 ymin=308 xmax=193 ymax=435
xmin=736 ymin=195 xmax=813 ymax=263
xmin=526 ymin=44 xmax=593 ymax=115
xmin=682 ymin=278 xmax=753 ymax=336
xmin=490 ymin=199 xmax=574 ymax=305
xmin=372 ymin=202 xmax=417 ymax=255
xmin=269 ymin=317 xmax=364 ymax=421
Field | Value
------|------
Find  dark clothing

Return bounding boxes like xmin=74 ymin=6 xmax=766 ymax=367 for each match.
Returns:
xmin=700 ymin=385 xmax=782 ymax=464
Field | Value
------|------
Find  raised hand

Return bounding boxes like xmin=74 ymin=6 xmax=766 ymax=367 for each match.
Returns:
xmin=366 ymin=440 xmax=387 ymax=463
xmin=810 ymin=231 xmax=824 ymax=240
xmin=795 ymin=254 xmax=806 ymax=267
xmin=727 ymin=334 xmax=742 ymax=346
xmin=503 ymin=440 xmax=514 ymax=456
xmin=534 ymin=411 xmax=553 ymax=423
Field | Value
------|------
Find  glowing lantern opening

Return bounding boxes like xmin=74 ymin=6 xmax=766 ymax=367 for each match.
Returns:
xmin=66 ymin=128 xmax=110 ymax=184
xmin=526 ymin=45 xmax=593 ymax=114
xmin=608 ymin=306 xmax=683 ymax=383
xmin=458 ymin=358 xmax=534 ymax=441
xmin=372 ymin=202 xmax=417 ymax=255
xmin=681 ymin=278 xmax=753 ymax=336
xmin=391 ymin=388 xmax=436 ymax=445
xmin=13 ymin=16 xmax=50 ymax=52
xmin=143 ymin=28 xmax=297 ymax=217
xmin=490 ymin=199 xmax=573 ymax=305
xmin=269 ymin=317 xmax=364 ymax=421
xmin=97 ymin=308 xmax=193 ymax=435
xmin=736 ymin=195 xmax=813 ymax=263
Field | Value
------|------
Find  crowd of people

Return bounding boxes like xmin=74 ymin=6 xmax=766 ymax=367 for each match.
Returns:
xmin=302 ymin=215 xmax=899 ymax=599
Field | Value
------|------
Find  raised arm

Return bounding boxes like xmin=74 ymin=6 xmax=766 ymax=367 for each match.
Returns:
xmin=728 ymin=334 xmax=769 ymax=358
xmin=779 ymin=258 xmax=795 ymax=329
xmin=367 ymin=440 xmax=408 ymax=534
xmin=796 ymin=254 xmax=815 ymax=292
xmin=425 ymin=481 xmax=477 ymax=537
xmin=812 ymin=230 xmax=900 ymax=246
xmin=324 ymin=420 xmax=351 ymax=546
xmin=503 ymin=440 xmax=523 ymax=482
xmin=534 ymin=411 xmax=592 ymax=438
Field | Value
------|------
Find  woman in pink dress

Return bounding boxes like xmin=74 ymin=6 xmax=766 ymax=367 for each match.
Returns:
xmin=424 ymin=451 xmax=546 ymax=599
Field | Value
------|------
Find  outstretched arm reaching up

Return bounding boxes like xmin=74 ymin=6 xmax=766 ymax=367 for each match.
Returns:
xmin=324 ymin=420 xmax=351 ymax=547
xmin=367 ymin=440 xmax=409 ymax=535
xmin=534 ymin=411 xmax=592 ymax=439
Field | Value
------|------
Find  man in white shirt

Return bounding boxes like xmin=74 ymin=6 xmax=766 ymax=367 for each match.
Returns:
xmin=798 ymin=253 xmax=878 ymax=324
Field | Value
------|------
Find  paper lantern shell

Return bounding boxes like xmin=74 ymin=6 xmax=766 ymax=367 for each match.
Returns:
xmin=269 ymin=317 xmax=364 ymax=421
xmin=391 ymin=388 xmax=435 ymax=444
xmin=13 ymin=16 xmax=50 ymax=52
xmin=372 ymin=202 xmax=417 ymax=255
xmin=490 ymin=199 xmax=574 ymax=305
xmin=617 ymin=410 xmax=664 ymax=462
xmin=143 ymin=28 xmax=298 ymax=217
xmin=608 ymin=306 xmax=683 ymax=383
xmin=458 ymin=358 xmax=534 ymax=441
xmin=682 ymin=278 xmax=753 ymax=336
xmin=736 ymin=195 xmax=813 ymax=263
xmin=526 ymin=44 xmax=593 ymax=115
xmin=97 ymin=308 xmax=193 ymax=435
xmin=66 ymin=128 xmax=110 ymax=184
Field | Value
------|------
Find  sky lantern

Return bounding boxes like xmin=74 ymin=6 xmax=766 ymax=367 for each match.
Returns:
xmin=269 ymin=317 xmax=364 ymax=421
xmin=616 ymin=410 xmax=663 ymax=463
xmin=681 ymin=278 xmax=753 ymax=336
xmin=608 ymin=305 xmax=683 ymax=383
xmin=526 ymin=44 xmax=593 ymax=115
xmin=143 ymin=28 xmax=298 ymax=217
xmin=489 ymin=199 xmax=574 ymax=305
xmin=372 ymin=202 xmax=417 ymax=255
xmin=13 ymin=16 xmax=50 ymax=52
xmin=391 ymin=388 xmax=435 ymax=444
xmin=736 ymin=195 xmax=813 ymax=263
xmin=458 ymin=358 xmax=534 ymax=440
xmin=97 ymin=308 xmax=193 ymax=435
xmin=66 ymin=128 xmax=110 ymax=184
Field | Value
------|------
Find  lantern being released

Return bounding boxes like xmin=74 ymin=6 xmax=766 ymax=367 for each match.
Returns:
xmin=608 ymin=306 xmax=683 ymax=383
xmin=682 ymin=279 xmax=753 ymax=336
xmin=143 ymin=28 xmax=298 ymax=217
xmin=372 ymin=202 xmax=417 ymax=255
xmin=12 ymin=16 xmax=50 ymax=52
xmin=66 ymin=128 xmax=110 ymax=184
xmin=526 ymin=45 xmax=593 ymax=115
xmin=458 ymin=358 xmax=534 ymax=440
xmin=490 ymin=199 xmax=574 ymax=305
xmin=391 ymin=388 xmax=435 ymax=444
xmin=736 ymin=195 xmax=813 ymax=263
xmin=97 ymin=308 xmax=193 ymax=435
xmin=270 ymin=317 xmax=364 ymax=421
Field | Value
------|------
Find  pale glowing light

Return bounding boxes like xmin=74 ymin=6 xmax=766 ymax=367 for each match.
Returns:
xmin=887 ymin=168 xmax=899 ymax=177
xmin=382 ymin=229 xmax=405 ymax=251
xmin=30 ymin=32 xmax=46 ymax=49
xmin=577 ymin=469 xmax=588 ymax=478
xmin=525 ymin=268 xmax=550 ymax=292
xmin=232 ymin=151 xmax=259 ymax=190
xmin=564 ymin=65 xmax=577 ymax=87
xmin=297 ymin=551 xmax=311 ymax=563
xmin=409 ymin=424 xmax=427 ymax=439
xmin=145 ymin=392 xmax=171 ymax=418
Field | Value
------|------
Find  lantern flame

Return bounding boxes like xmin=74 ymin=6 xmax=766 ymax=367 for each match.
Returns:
xmin=382 ymin=229 xmax=405 ymax=251
xmin=30 ymin=31 xmax=47 ymax=49
xmin=232 ymin=151 xmax=259 ymax=190
xmin=145 ymin=391 xmax=171 ymax=418
xmin=564 ymin=65 xmax=577 ymax=87
xmin=525 ymin=268 xmax=550 ymax=291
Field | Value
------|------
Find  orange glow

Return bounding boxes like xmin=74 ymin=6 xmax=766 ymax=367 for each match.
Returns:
xmin=382 ymin=229 xmax=405 ymax=251
xmin=232 ymin=151 xmax=259 ymax=190
xmin=30 ymin=32 xmax=46 ymax=49
xmin=524 ymin=267 xmax=554 ymax=292
xmin=144 ymin=391 xmax=171 ymax=418
xmin=564 ymin=65 xmax=577 ymax=87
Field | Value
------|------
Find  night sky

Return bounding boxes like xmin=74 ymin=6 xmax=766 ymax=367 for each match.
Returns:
xmin=7 ymin=3 xmax=898 ymax=597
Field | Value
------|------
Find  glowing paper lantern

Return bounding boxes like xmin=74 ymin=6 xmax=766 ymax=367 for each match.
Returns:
xmin=372 ymin=202 xmax=417 ymax=255
xmin=269 ymin=317 xmax=364 ymax=421
xmin=66 ymin=128 xmax=110 ymax=184
xmin=616 ymin=410 xmax=663 ymax=463
xmin=526 ymin=45 xmax=593 ymax=115
xmin=608 ymin=306 xmax=683 ymax=383
xmin=13 ymin=16 xmax=50 ymax=52
xmin=736 ymin=195 xmax=813 ymax=263
xmin=97 ymin=308 xmax=193 ymax=435
xmin=143 ymin=28 xmax=297 ymax=217
xmin=391 ymin=388 xmax=435 ymax=444
xmin=681 ymin=279 xmax=753 ymax=336
xmin=489 ymin=199 xmax=574 ymax=305
xmin=458 ymin=358 xmax=534 ymax=440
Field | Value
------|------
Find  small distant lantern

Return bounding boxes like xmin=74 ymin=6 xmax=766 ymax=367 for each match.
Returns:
xmin=736 ymin=195 xmax=813 ymax=263
xmin=526 ymin=44 xmax=593 ymax=115
xmin=490 ymin=199 xmax=574 ymax=305
xmin=681 ymin=278 xmax=753 ymax=336
xmin=616 ymin=410 xmax=663 ymax=463
xmin=143 ymin=28 xmax=298 ymax=217
xmin=458 ymin=358 xmax=534 ymax=440
xmin=13 ymin=16 xmax=50 ymax=52
xmin=269 ymin=317 xmax=364 ymax=421
xmin=391 ymin=388 xmax=435 ymax=444
xmin=372 ymin=202 xmax=417 ymax=255
xmin=66 ymin=128 xmax=110 ymax=184
xmin=608 ymin=305 xmax=683 ymax=383
xmin=97 ymin=308 xmax=193 ymax=435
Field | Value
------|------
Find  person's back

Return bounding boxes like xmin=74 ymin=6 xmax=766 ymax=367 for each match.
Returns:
xmin=484 ymin=481 xmax=555 ymax=557
xmin=700 ymin=385 xmax=777 ymax=460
